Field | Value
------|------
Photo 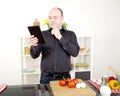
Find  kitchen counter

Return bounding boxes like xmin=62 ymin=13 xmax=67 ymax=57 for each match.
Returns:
xmin=0 ymin=84 xmax=53 ymax=96
xmin=1 ymin=81 xmax=120 ymax=96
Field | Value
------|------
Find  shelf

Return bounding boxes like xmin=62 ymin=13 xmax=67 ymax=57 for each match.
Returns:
xmin=21 ymin=36 xmax=93 ymax=83
xmin=22 ymin=68 xmax=40 ymax=75
xmin=21 ymin=54 xmax=31 ymax=57
xmin=71 ymin=36 xmax=93 ymax=80
xmin=79 ymin=52 xmax=91 ymax=55
xmin=21 ymin=37 xmax=41 ymax=84
xmin=75 ymin=68 xmax=91 ymax=72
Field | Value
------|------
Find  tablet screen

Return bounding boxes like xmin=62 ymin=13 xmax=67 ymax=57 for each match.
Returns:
xmin=28 ymin=26 xmax=45 ymax=44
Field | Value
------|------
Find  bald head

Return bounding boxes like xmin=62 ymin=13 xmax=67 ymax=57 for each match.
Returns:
xmin=49 ymin=7 xmax=63 ymax=16
xmin=48 ymin=7 xmax=64 ymax=29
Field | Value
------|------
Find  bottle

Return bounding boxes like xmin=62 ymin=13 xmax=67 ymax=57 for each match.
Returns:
xmin=33 ymin=19 xmax=40 ymax=26
xmin=24 ymin=43 xmax=30 ymax=55
xmin=100 ymin=75 xmax=111 ymax=96
xmin=102 ymin=75 xmax=108 ymax=85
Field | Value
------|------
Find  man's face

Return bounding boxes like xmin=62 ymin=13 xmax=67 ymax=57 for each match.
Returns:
xmin=48 ymin=8 xmax=64 ymax=29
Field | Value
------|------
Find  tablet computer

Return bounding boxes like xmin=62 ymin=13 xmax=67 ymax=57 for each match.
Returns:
xmin=28 ymin=26 xmax=45 ymax=44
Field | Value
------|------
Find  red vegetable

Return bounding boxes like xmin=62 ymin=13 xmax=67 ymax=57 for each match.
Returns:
xmin=108 ymin=76 xmax=116 ymax=82
xmin=66 ymin=78 xmax=71 ymax=82
xmin=67 ymin=80 xmax=76 ymax=88
xmin=73 ymin=78 xmax=79 ymax=85
xmin=59 ymin=80 xmax=66 ymax=86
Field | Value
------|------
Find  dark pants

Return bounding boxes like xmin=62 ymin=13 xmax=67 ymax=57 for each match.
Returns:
xmin=40 ymin=72 xmax=71 ymax=84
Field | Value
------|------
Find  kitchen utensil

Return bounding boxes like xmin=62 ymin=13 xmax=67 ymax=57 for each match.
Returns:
xmin=108 ymin=66 xmax=120 ymax=77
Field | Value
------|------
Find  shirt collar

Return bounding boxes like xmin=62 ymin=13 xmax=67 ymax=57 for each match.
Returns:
xmin=48 ymin=26 xmax=66 ymax=33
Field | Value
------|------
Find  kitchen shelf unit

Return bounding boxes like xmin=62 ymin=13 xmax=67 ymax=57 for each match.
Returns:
xmin=21 ymin=37 xmax=41 ymax=84
xmin=21 ymin=36 xmax=93 ymax=84
xmin=70 ymin=36 xmax=93 ymax=80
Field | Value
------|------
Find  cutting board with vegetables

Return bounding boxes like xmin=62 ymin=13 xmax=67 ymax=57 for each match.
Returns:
xmin=50 ymin=79 xmax=96 ymax=96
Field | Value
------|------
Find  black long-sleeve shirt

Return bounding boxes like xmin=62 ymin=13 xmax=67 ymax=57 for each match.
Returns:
xmin=30 ymin=28 xmax=80 ymax=73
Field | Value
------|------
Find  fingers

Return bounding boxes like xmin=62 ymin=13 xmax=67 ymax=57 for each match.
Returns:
xmin=51 ymin=27 xmax=59 ymax=35
xmin=51 ymin=28 xmax=62 ymax=40
xmin=29 ymin=35 xmax=38 ymax=46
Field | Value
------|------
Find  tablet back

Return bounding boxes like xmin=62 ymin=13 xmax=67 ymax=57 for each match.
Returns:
xmin=28 ymin=26 xmax=45 ymax=44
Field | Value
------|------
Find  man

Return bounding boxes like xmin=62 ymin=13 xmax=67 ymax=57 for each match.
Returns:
xmin=30 ymin=7 xmax=80 ymax=84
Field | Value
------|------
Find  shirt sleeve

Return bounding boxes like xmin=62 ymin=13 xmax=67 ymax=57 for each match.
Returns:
xmin=30 ymin=45 xmax=42 ymax=59
xmin=59 ymin=32 xmax=80 ymax=57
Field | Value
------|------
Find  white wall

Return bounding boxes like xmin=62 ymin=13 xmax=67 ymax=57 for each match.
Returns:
xmin=0 ymin=0 xmax=120 ymax=85
xmin=89 ymin=0 xmax=120 ymax=78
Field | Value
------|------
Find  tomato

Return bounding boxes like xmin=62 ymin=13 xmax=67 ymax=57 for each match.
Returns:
xmin=67 ymin=80 xmax=76 ymax=88
xmin=66 ymin=78 xmax=71 ymax=82
xmin=66 ymin=78 xmax=72 ymax=84
xmin=66 ymin=78 xmax=71 ymax=81
xmin=59 ymin=80 xmax=66 ymax=86
xmin=73 ymin=78 xmax=79 ymax=85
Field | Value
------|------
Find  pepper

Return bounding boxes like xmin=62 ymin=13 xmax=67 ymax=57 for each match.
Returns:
xmin=108 ymin=80 xmax=120 ymax=90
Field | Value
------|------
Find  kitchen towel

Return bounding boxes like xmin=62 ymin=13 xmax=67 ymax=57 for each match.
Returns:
xmin=0 ymin=83 xmax=7 ymax=93
xmin=88 ymin=80 xmax=120 ymax=94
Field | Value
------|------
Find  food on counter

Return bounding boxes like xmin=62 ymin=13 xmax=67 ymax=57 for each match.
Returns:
xmin=80 ymin=82 xmax=86 ymax=88
xmin=91 ymin=76 xmax=120 ymax=90
xmin=76 ymin=83 xmax=81 ymax=88
xmin=66 ymin=78 xmax=72 ymax=83
xmin=76 ymin=82 xmax=86 ymax=88
xmin=59 ymin=78 xmax=76 ymax=88
xmin=73 ymin=78 xmax=79 ymax=85
xmin=108 ymin=80 xmax=120 ymax=90
xmin=67 ymin=80 xmax=76 ymax=88
xmin=91 ymin=78 xmax=102 ymax=85
xmin=97 ymin=79 xmax=102 ymax=85
xmin=59 ymin=80 xmax=66 ymax=86
xmin=59 ymin=78 xmax=86 ymax=89
xmin=108 ymin=76 xmax=116 ymax=82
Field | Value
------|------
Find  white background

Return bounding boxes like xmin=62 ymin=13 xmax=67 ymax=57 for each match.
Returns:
xmin=0 ymin=0 xmax=120 ymax=85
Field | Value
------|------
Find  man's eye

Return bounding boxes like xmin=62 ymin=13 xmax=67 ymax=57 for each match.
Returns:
xmin=48 ymin=17 xmax=51 ymax=20
xmin=53 ymin=16 xmax=58 ymax=19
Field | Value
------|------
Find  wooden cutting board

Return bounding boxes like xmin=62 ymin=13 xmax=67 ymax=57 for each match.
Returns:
xmin=50 ymin=79 xmax=96 ymax=96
